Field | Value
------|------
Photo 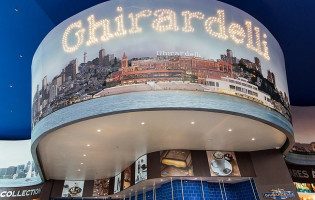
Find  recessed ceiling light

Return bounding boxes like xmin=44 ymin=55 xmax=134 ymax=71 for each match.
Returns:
xmin=191 ymin=121 xmax=195 ymax=125
xmin=228 ymin=128 xmax=232 ymax=132
xmin=97 ymin=129 xmax=101 ymax=132
xmin=86 ymin=144 xmax=90 ymax=147
xmin=9 ymin=85 xmax=13 ymax=88
xmin=251 ymin=138 xmax=255 ymax=141
xmin=141 ymin=122 xmax=145 ymax=125
xmin=19 ymin=55 xmax=23 ymax=58
xmin=14 ymin=8 xmax=18 ymax=12
xmin=77 ymin=169 xmax=81 ymax=171
xmin=275 ymin=147 xmax=280 ymax=149
xmin=83 ymin=154 xmax=87 ymax=157
xmin=80 ymin=162 xmax=84 ymax=165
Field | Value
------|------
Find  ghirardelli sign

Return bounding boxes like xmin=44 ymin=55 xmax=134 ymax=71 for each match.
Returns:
xmin=0 ymin=184 xmax=42 ymax=200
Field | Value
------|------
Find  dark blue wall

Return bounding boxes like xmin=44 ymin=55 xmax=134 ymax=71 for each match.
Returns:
xmin=51 ymin=179 xmax=259 ymax=200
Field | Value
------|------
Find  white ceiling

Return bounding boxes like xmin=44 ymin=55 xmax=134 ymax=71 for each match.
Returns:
xmin=37 ymin=110 xmax=287 ymax=180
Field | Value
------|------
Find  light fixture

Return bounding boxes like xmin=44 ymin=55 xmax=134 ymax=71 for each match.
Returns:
xmin=19 ymin=55 xmax=23 ymax=58
xmin=83 ymin=154 xmax=87 ymax=157
xmin=251 ymin=138 xmax=255 ymax=141
xmin=86 ymin=144 xmax=90 ymax=147
xmin=228 ymin=128 xmax=232 ymax=132
xmin=227 ymin=178 xmax=231 ymax=181
xmin=77 ymin=169 xmax=81 ymax=171
xmin=97 ymin=129 xmax=101 ymax=132
xmin=141 ymin=122 xmax=145 ymax=125
xmin=191 ymin=121 xmax=195 ymax=125
xmin=9 ymin=85 xmax=13 ymax=88
xmin=80 ymin=162 xmax=84 ymax=165
xmin=275 ymin=147 xmax=280 ymax=149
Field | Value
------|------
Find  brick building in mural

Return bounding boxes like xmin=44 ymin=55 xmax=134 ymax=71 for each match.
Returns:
xmin=106 ymin=53 xmax=233 ymax=85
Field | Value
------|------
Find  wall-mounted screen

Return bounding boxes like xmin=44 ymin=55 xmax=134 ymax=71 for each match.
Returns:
xmin=206 ymin=151 xmax=241 ymax=177
xmin=161 ymin=150 xmax=194 ymax=177
xmin=123 ymin=167 xmax=131 ymax=189
xmin=289 ymin=106 xmax=315 ymax=155
xmin=62 ymin=180 xmax=84 ymax=197
xmin=0 ymin=140 xmax=41 ymax=187
xmin=31 ymin=0 xmax=291 ymax=133
xmin=93 ymin=178 xmax=110 ymax=197
xmin=294 ymin=182 xmax=315 ymax=200
xmin=135 ymin=155 xmax=147 ymax=184
xmin=114 ymin=173 xmax=122 ymax=194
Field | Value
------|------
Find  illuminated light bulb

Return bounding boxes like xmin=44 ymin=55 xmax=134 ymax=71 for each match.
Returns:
xmin=62 ymin=20 xmax=85 ymax=53
xmin=204 ymin=10 xmax=228 ymax=40
xmin=262 ymin=34 xmax=270 ymax=60
xmin=152 ymin=9 xmax=179 ymax=32
xmin=254 ymin=27 xmax=262 ymax=54
xmin=128 ymin=10 xmax=152 ymax=34
xmin=181 ymin=11 xmax=204 ymax=32
xmin=86 ymin=15 xmax=114 ymax=46
xmin=245 ymin=21 xmax=254 ymax=50
xmin=114 ymin=7 xmax=127 ymax=37
xmin=228 ymin=23 xmax=246 ymax=44
xmin=245 ymin=21 xmax=270 ymax=60
xmin=246 ymin=21 xmax=261 ymax=55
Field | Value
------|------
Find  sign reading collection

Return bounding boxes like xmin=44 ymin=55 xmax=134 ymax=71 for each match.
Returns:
xmin=62 ymin=7 xmax=270 ymax=61
xmin=0 ymin=187 xmax=41 ymax=198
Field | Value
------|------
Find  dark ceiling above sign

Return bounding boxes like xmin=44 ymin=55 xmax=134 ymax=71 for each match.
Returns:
xmin=0 ymin=0 xmax=314 ymax=139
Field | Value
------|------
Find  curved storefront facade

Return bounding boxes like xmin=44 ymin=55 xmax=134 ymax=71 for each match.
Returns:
xmin=0 ymin=0 xmax=303 ymax=200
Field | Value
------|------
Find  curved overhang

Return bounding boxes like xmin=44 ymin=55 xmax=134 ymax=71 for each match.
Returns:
xmin=31 ymin=92 xmax=293 ymax=180
xmin=30 ymin=0 xmax=294 ymax=183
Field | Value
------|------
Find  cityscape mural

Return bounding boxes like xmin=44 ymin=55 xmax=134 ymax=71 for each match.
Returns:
xmin=0 ymin=140 xmax=41 ymax=187
xmin=32 ymin=0 xmax=291 ymax=127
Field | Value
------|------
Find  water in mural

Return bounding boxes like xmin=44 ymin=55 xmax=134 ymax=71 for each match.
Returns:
xmin=0 ymin=140 xmax=41 ymax=187
xmin=31 ymin=0 xmax=291 ymax=129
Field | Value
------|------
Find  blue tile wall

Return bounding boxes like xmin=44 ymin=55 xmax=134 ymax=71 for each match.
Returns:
xmin=50 ymin=179 xmax=259 ymax=200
